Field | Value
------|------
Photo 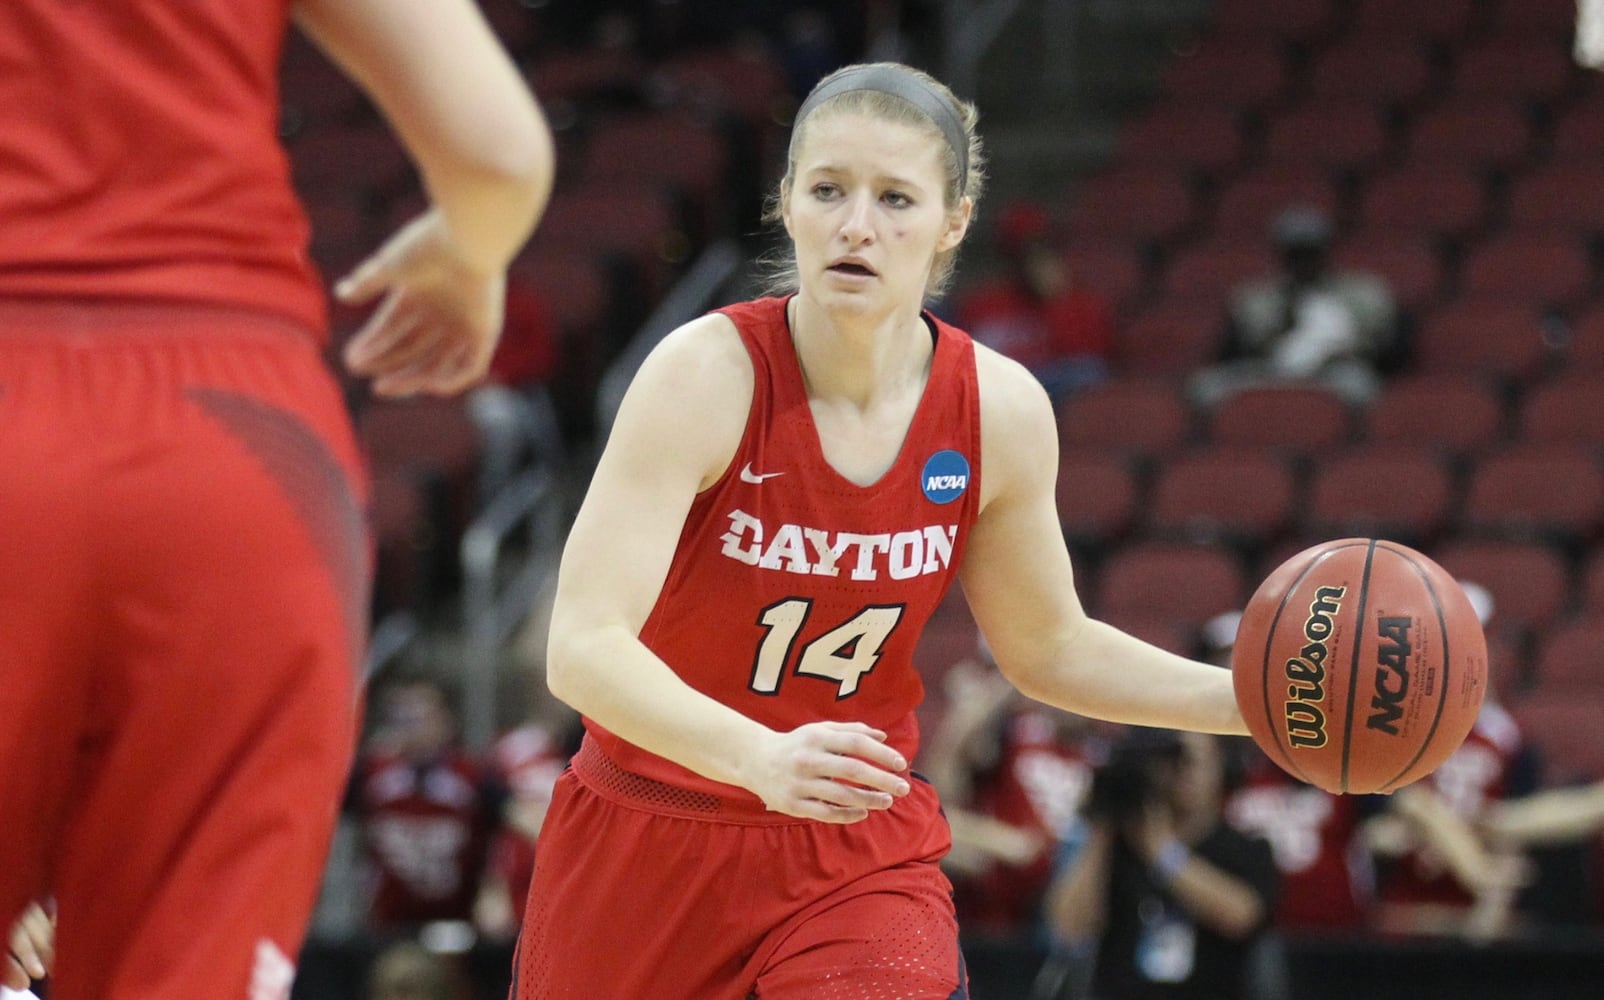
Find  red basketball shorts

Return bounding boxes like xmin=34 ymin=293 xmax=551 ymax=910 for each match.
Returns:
xmin=0 ymin=301 xmax=369 ymax=999
xmin=512 ymin=738 xmax=970 ymax=1000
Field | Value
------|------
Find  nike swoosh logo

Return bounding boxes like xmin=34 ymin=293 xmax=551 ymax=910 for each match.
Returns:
xmin=740 ymin=463 xmax=784 ymax=484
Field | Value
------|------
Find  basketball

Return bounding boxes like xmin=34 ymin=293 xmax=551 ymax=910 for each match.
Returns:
xmin=1232 ymin=538 xmax=1488 ymax=795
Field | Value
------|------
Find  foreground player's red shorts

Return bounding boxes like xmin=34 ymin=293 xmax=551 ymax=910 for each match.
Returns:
xmin=0 ymin=300 xmax=368 ymax=1000
xmin=513 ymin=737 xmax=970 ymax=1000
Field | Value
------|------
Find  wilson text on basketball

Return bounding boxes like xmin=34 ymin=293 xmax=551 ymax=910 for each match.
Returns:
xmin=1284 ymin=585 xmax=1347 ymax=750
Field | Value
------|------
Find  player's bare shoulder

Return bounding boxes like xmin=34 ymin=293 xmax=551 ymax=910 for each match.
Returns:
xmin=614 ymin=311 xmax=754 ymax=490
xmin=970 ymin=342 xmax=1059 ymax=506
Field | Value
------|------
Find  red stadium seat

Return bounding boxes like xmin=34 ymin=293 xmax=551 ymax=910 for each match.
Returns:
xmin=1262 ymin=100 xmax=1390 ymax=172
xmin=1146 ymin=446 xmax=1297 ymax=547
xmin=1094 ymin=541 xmax=1249 ymax=629
xmin=1158 ymin=44 xmax=1291 ymax=108
xmin=509 ymin=253 xmax=609 ymax=338
xmin=1063 ymin=242 xmax=1148 ymax=310
xmin=278 ymin=39 xmax=369 ymax=128
xmin=1057 ymin=377 xmax=1196 ymax=459
xmin=1517 ymin=373 xmax=1604 ymax=447
xmin=1208 ymin=384 xmax=1355 ymax=455
xmin=1351 ymin=0 xmax=1475 ymax=40
xmin=1160 ymin=240 xmax=1277 ymax=304
xmin=1529 ymin=616 xmax=1604 ymax=694
xmin=1356 ymin=167 xmax=1487 ymax=240
xmin=581 ymin=112 xmax=731 ymax=215
xmin=1563 ymin=306 xmax=1604 ymax=371
xmin=1056 ymin=447 xmax=1143 ymax=548
xmin=288 ymin=124 xmax=414 ymax=199
xmin=1330 ymin=237 xmax=1446 ymax=311
xmin=1306 ymin=39 xmax=1436 ymax=107
xmin=1411 ymin=300 xmax=1552 ymax=384
xmin=1211 ymin=0 xmax=1336 ymax=44
xmin=1448 ymin=40 xmax=1576 ymax=105
xmin=1115 ymin=299 xmax=1230 ymax=377
xmin=1510 ymin=693 xmax=1604 ymax=782
xmin=1460 ymin=444 xmax=1604 ymax=543
xmin=1305 ymin=444 xmax=1455 ymax=546
xmin=1066 ymin=168 xmax=1197 ymax=245
xmin=1550 ymin=103 xmax=1604 ymax=161
xmin=529 ymin=48 xmax=647 ymax=105
xmin=1115 ymin=105 xmax=1248 ymax=176
xmin=1434 ymin=539 xmax=1572 ymax=633
xmin=655 ymin=46 xmax=789 ymax=130
xmin=1458 ymin=233 xmax=1592 ymax=306
xmin=1405 ymin=100 xmax=1534 ymax=171
xmin=1581 ymin=549 xmax=1604 ymax=614
xmin=1505 ymin=164 xmax=1604 ymax=234
xmin=534 ymin=180 xmax=684 ymax=290
xmin=1363 ymin=373 xmax=1507 ymax=457
xmin=1210 ymin=166 xmax=1340 ymax=238
xmin=1488 ymin=0 xmax=1587 ymax=39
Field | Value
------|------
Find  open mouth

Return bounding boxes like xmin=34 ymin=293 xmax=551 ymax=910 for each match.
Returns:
xmin=828 ymin=261 xmax=877 ymax=277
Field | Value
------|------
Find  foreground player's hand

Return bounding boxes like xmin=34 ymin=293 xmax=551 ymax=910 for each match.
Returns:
xmin=337 ymin=209 xmax=506 ymax=398
xmin=4 ymin=902 xmax=53 ymax=989
xmin=747 ymin=722 xmax=911 ymax=824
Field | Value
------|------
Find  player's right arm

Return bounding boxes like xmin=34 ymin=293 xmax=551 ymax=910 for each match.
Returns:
xmin=544 ymin=316 xmax=909 ymax=824
xmin=293 ymin=0 xmax=555 ymax=396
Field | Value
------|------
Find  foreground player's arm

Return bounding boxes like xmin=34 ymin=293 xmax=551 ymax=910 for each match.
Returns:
xmin=959 ymin=349 xmax=1247 ymax=736
xmin=294 ymin=0 xmax=554 ymax=396
xmin=544 ymin=317 xmax=910 ymax=824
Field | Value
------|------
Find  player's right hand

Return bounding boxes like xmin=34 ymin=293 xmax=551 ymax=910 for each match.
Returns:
xmin=4 ymin=902 xmax=53 ymax=989
xmin=337 ymin=209 xmax=505 ymax=398
xmin=744 ymin=721 xmax=912 ymax=824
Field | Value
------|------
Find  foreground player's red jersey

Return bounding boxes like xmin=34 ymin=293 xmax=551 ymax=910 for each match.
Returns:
xmin=588 ymin=296 xmax=984 ymax=807
xmin=0 ymin=1 xmax=325 ymax=333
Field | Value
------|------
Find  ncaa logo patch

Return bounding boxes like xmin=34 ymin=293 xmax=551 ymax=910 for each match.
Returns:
xmin=921 ymin=450 xmax=970 ymax=504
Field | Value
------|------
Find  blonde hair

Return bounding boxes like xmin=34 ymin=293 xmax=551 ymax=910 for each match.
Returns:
xmin=758 ymin=62 xmax=987 ymax=301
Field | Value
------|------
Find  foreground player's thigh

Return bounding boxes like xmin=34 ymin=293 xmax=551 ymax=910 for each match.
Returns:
xmin=753 ymin=861 xmax=969 ymax=1000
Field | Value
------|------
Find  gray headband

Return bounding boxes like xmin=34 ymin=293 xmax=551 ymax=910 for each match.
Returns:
xmin=789 ymin=64 xmax=970 ymax=196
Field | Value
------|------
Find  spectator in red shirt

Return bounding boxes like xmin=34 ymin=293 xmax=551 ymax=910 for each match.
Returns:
xmin=951 ymin=200 xmax=1114 ymax=405
xmin=350 ymin=678 xmax=505 ymax=933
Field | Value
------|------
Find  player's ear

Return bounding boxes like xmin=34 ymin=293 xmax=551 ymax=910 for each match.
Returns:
xmin=935 ymin=196 xmax=972 ymax=254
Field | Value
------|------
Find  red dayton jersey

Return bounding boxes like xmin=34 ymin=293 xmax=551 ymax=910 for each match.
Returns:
xmin=356 ymin=751 xmax=500 ymax=928
xmin=1227 ymin=753 xmax=1375 ymax=930
xmin=588 ymin=296 xmax=983 ymax=809
xmin=0 ymin=1 xmax=325 ymax=334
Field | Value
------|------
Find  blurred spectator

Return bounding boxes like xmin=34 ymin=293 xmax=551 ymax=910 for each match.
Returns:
xmin=1191 ymin=206 xmax=1397 ymax=407
xmin=1365 ymin=582 xmax=1540 ymax=941
xmin=473 ymin=712 xmax=582 ymax=940
xmin=922 ymin=647 xmax=1111 ymax=939
xmin=350 ymin=677 xmax=505 ymax=933
xmin=1043 ymin=727 xmax=1279 ymax=1000
xmin=952 ymin=201 xmax=1115 ymax=405
xmin=367 ymin=940 xmax=467 ymax=1000
xmin=1203 ymin=611 xmax=1381 ymax=935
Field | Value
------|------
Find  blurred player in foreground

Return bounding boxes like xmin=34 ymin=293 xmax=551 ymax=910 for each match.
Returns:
xmin=0 ymin=0 xmax=552 ymax=996
xmin=520 ymin=60 xmax=1245 ymax=998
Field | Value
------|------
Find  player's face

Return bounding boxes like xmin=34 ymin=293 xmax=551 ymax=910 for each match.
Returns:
xmin=783 ymin=111 xmax=968 ymax=315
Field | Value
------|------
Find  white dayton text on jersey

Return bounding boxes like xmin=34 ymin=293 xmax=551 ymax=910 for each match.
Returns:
xmin=718 ymin=509 xmax=957 ymax=581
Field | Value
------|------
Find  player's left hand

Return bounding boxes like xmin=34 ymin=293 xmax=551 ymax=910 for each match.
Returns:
xmin=4 ymin=901 xmax=53 ymax=989
xmin=337 ymin=209 xmax=506 ymax=398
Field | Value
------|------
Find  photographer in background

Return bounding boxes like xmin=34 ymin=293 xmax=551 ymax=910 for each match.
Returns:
xmin=1042 ymin=728 xmax=1278 ymax=1000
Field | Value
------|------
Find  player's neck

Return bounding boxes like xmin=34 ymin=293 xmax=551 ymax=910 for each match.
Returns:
xmin=786 ymin=292 xmax=932 ymax=410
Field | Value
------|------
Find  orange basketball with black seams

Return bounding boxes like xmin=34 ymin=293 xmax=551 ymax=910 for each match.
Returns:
xmin=1232 ymin=538 xmax=1488 ymax=795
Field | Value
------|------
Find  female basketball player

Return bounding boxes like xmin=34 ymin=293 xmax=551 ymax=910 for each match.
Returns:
xmin=517 ymin=62 xmax=1248 ymax=999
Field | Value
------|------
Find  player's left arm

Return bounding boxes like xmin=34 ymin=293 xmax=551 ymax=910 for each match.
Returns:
xmin=958 ymin=348 xmax=1247 ymax=736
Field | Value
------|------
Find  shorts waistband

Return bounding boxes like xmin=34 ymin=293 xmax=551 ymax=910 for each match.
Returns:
xmin=571 ymin=736 xmax=802 ymax=825
xmin=0 ymin=297 xmax=317 ymax=344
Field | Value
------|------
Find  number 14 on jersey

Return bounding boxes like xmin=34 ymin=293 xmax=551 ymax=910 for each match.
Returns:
xmin=749 ymin=599 xmax=906 ymax=698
